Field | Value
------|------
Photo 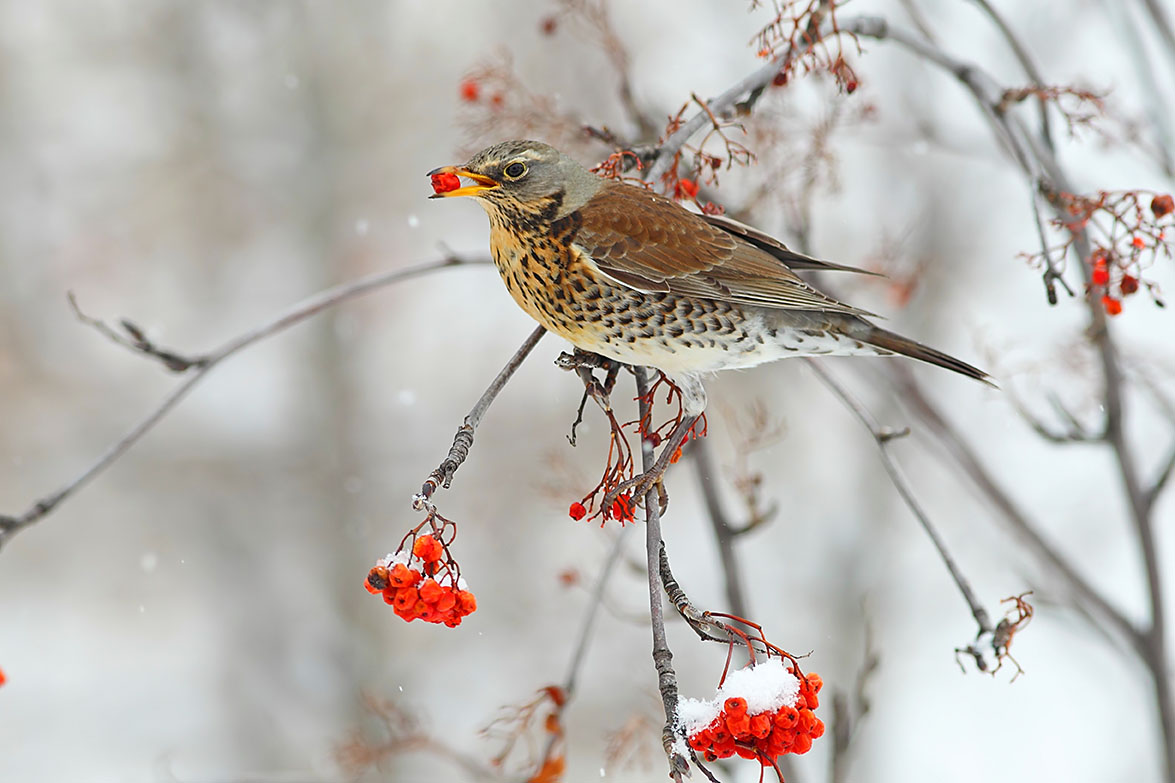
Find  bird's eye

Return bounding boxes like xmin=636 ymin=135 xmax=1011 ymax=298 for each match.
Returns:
xmin=503 ymin=161 xmax=527 ymax=179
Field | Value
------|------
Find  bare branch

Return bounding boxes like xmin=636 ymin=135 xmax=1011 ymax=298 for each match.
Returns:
xmin=1004 ymin=384 xmax=1104 ymax=443
xmin=886 ymin=363 xmax=1143 ymax=647
xmin=1139 ymin=0 xmax=1175 ymax=81
xmin=647 ymin=53 xmax=788 ymax=182
xmin=634 ymin=366 xmax=688 ymax=782
xmin=69 ymin=292 xmax=204 ymax=372
xmin=833 ymin=14 xmax=1173 ymax=766
xmin=532 ymin=526 xmax=634 ymax=772
xmin=830 ymin=620 xmax=879 ymax=783
xmin=805 ymin=359 xmax=995 ymax=641
xmin=414 ymin=325 xmax=547 ymax=506
xmin=1 ymin=255 xmax=489 ymax=551
xmin=964 ymin=0 xmax=1055 ymax=150
xmin=562 ymin=537 xmax=633 ymax=696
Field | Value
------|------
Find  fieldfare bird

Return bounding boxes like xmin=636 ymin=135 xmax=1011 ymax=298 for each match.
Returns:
xmin=429 ymin=140 xmax=989 ymax=415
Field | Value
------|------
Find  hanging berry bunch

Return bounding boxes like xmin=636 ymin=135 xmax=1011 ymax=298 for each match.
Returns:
xmin=364 ymin=526 xmax=477 ymax=627
xmin=679 ymin=657 xmax=824 ymax=772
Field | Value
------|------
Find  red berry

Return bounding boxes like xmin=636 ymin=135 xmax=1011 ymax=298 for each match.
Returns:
xmin=724 ymin=697 xmax=748 ymax=715
xmin=365 ymin=565 xmax=389 ymax=594
xmin=430 ymin=172 xmax=461 ymax=194
xmin=1091 ymin=265 xmax=1109 ymax=287
xmin=774 ymin=706 xmax=798 ymax=728
xmin=1152 ymin=194 xmax=1174 ymax=218
xmin=1102 ymin=295 xmax=1122 ymax=316
xmin=389 ymin=563 xmax=420 ymax=588
xmin=455 ymin=589 xmax=477 ymax=615
xmin=418 ymin=578 xmax=444 ymax=604
xmin=568 ymin=502 xmax=587 ymax=520
xmin=675 ymin=178 xmax=699 ymax=199
xmin=413 ymin=534 xmax=444 ymax=563
xmin=459 ymin=79 xmax=479 ymax=103
xmin=1120 ymin=275 xmax=1139 ymax=295
xmin=392 ymin=587 xmax=418 ymax=611
xmin=726 ymin=712 xmax=751 ymax=739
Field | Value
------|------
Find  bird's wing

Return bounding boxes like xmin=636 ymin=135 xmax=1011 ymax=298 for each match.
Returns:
xmin=574 ymin=182 xmax=872 ymax=315
xmin=701 ymin=213 xmax=883 ymax=276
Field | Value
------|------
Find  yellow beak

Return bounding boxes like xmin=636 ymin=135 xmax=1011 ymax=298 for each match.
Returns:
xmin=427 ymin=165 xmax=500 ymax=198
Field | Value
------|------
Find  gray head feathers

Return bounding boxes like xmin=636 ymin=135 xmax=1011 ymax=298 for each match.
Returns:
xmin=463 ymin=140 xmax=604 ymax=217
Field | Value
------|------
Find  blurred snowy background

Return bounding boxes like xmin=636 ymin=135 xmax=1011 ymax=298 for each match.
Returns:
xmin=1 ymin=1 xmax=1173 ymax=781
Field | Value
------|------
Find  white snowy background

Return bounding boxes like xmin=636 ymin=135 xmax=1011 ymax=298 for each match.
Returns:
xmin=1 ymin=1 xmax=1173 ymax=782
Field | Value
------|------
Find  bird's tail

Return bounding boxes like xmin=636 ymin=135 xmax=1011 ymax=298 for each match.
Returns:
xmin=856 ymin=324 xmax=994 ymax=387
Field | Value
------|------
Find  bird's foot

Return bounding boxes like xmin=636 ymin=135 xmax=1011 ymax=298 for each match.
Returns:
xmin=603 ymin=472 xmax=669 ymax=518
xmin=601 ymin=411 xmax=700 ymax=518
xmin=555 ymin=348 xmax=618 ymax=374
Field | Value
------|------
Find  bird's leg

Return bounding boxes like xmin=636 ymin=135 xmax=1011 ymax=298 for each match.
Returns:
xmin=603 ymin=373 xmax=708 ymax=512
xmin=556 ymin=349 xmax=622 ymax=410
xmin=604 ymin=411 xmax=700 ymax=515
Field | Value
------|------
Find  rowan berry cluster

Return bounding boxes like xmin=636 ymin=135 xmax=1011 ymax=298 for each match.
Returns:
xmin=1090 ymin=252 xmax=1137 ymax=316
xmin=680 ymin=659 xmax=824 ymax=767
xmin=1023 ymin=189 xmax=1172 ymax=309
xmin=364 ymin=534 xmax=477 ymax=627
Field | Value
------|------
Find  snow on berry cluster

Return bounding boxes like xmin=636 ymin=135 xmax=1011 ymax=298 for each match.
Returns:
xmin=678 ymin=658 xmax=824 ymax=765
xmin=364 ymin=534 xmax=477 ymax=627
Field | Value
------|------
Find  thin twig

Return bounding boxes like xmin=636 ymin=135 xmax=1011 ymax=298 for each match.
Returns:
xmin=0 ymin=255 xmax=489 ymax=551
xmin=634 ymin=367 xmax=688 ymax=782
xmin=895 ymin=0 xmax=939 ymax=44
xmin=647 ymin=53 xmax=791 ymax=183
xmin=887 ymin=363 xmax=1143 ymax=647
xmin=1028 ymin=187 xmax=1075 ymax=304
xmin=414 ymin=325 xmax=547 ymax=506
xmin=1145 ymin=444 xmax=1175 ymax=515
xmin=535 ymin=526 xmax=634 ymax=769
xmin=1100 ymin=0 xmax=1175 ymax=175
xmin=564 ymin=533 xmax=634 ymax=698
xmin=830 ymin=620 xmax=879 ymax=783
xmin=964 ymin=0 xmax=1055 ymax=150
xmin=805 ymin=359 xmax=994 ymax=639
xmin=1139 ymin=0 xmax=1175 ymax=81
xmin=836 ymin=15 xmax=1172 ymax=768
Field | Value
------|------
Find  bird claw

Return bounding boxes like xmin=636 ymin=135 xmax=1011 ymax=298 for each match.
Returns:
xmin=554 ymin=349 xmax=618 ymax=374
xmin=603 ymin=471 xmax=669 ymax=518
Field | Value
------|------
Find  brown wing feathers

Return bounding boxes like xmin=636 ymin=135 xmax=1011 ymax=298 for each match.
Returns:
xmin=574 ymin=182 xmax=870 ymax=315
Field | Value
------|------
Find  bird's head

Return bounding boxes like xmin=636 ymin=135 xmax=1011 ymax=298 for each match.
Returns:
xmin=428 ymin=140 xmax=603 ymax=222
